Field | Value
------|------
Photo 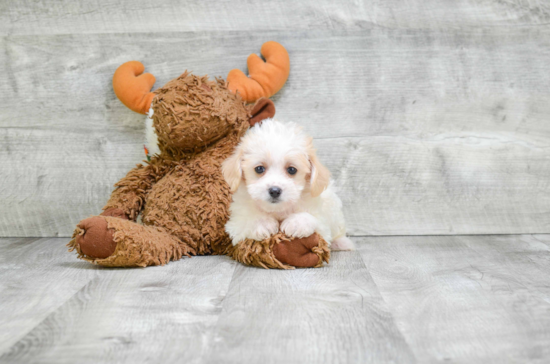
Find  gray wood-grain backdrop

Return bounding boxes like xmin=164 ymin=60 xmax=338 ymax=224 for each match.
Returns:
xmin=1 ymin=0 xmax=549 ymax=237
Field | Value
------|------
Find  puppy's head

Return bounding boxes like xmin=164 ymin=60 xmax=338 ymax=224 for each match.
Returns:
xmin=222 ymin=120 xmax=330 ymax=212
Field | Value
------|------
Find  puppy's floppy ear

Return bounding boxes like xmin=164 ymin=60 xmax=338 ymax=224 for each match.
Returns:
xmin=222 ymin=144 xmax=244 ymax=192
xmin=249 ymin=97 xmax=275 ymax=126
xmin=307 ymin=139 xmax=330 ymax=197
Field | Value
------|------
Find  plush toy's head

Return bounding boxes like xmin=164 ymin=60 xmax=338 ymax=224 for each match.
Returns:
xmin=151 ymin=72 xmax=248 ymax=153
xmin=112 ymin=41 xmax=289 ymax=155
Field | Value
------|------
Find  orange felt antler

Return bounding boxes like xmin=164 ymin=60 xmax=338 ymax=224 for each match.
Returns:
xmin=227 ymin=41 xmax=290 ymax=103
xmin=112 ymin=61 xmax=156 ymax=115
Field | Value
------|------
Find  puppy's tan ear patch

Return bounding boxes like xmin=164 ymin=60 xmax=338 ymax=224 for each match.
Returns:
xmin=308 ymin=141 xmax=330 ymax=198
xmin=222 ymin=147 xmax=244 ymax=192
xmin=249 ymin=97 xmax=275 ymax=126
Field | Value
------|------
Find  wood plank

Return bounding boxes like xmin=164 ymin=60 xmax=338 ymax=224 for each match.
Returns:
xmin=533 ymin=234 xmax=550 ymax=248
xmin=0 ymin=242 xmax=237 ymax=363
xmin=318 ymin=136 xmax=550 ymax=235
xmin=2 ymin=236 xmax=550 ymax=362
xmin=2 ymin=29 xmax=550 ymax=236
xmin=1 ymin=0 xmax=549 ymax=36
xmin=205 ymin=251 xmax=416 ymax=364
xmin=0 ymin=127 xmax=144 ymax=237
xmin=0 ymin=238 xmax=98 ymax=354
xmin=357 ymin=235 xmax=550 ymax=363
xmin=2 ymin=128 xmax=549 ymax=236
xmin=3 ymin=29 xmax=550 ymax=137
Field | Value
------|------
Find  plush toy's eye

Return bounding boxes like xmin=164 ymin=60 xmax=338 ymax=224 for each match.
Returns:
xmin=287 ymin=167 xmax=297 ymax=175
xmin=255 ymin=166 xmax=265 ymax=174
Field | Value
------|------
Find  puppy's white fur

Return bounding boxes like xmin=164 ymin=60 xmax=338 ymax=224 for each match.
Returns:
xmin=145 ymin=107 xmax=161 ymax=157
xmin=222 ymin=119 xmax=354 ymax=251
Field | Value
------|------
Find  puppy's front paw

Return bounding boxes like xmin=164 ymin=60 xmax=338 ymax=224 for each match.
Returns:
xmin=249 ymin=217 xmax=279 ymax=241
xmin=281 ymin=213 xmax=317 ymax=238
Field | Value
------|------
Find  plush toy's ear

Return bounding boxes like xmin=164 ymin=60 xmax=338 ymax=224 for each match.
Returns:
xmin=307 ymin=139 xmax=331 ymax=198
xmin=222 ymin=145 xmax=244 ymax=192
xmin=249 ymin=98 xmax=275 ymax=126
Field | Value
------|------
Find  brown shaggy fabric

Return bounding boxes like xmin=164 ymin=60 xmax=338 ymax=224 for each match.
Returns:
xmin=69 ymin=72 xmax=330 ymax=269
xmin=230 ymin=233 xmax=330 ymax=269
xmin=68 ymin=216 xmax=194 ymax=267
xmin=152 ymin=72 xmax=249 ymax=154
xmin=102 ymin=158 xmax=173 ymax=221
xmin=101 ymin=208 xmax=129 ymax=220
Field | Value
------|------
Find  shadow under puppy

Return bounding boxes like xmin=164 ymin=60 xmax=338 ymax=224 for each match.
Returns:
xmin=222 ymin=119 xmax=355 ymax=251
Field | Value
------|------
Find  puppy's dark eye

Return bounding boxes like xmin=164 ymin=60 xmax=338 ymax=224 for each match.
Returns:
xmin=255 ymin=166 xmax=265 ymax=174
xmin=287 ymin=167 xmax=297 ymax=175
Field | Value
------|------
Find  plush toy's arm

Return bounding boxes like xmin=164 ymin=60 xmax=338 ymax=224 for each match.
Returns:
xmin=102 ymin=160 xmax=169 ymax=221
xmin=229 ymin=233 xmax=330 ymax=269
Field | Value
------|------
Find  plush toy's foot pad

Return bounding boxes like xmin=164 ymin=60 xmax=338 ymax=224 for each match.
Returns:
xmin=75 ymin=216 xmax=117 ymax=259
xmin=273 ymin=234 xmax=324 ymax=268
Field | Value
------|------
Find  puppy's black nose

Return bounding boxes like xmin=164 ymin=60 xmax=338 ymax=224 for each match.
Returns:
xmin=268 ymin=187 xmax=282 ymax=199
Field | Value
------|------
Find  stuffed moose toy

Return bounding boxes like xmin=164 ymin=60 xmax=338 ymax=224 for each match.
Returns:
xmin=68 ymin=41 xmax=330 ymax=269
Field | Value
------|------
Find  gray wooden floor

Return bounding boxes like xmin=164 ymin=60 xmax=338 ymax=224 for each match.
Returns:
xmin=0 ymin=235 xmax=549 ymax=363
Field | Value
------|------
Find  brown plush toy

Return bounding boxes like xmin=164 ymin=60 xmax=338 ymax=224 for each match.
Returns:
xmin=68 ymin=41 xmax=330 ymax=269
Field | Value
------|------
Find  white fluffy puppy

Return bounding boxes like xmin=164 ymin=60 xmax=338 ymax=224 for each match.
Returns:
xmin=222 ymin=119 xmax=354 ymax=251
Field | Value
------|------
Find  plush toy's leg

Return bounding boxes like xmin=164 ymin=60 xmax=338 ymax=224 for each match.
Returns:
xmin=68 ymin=216 xmax=195 ymax=267
xmin=229 ymin=233 xmax=330 ymax=269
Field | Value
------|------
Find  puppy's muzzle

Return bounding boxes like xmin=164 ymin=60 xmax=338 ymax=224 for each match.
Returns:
xmin=268 ymin=186 xmax=282 ymax=202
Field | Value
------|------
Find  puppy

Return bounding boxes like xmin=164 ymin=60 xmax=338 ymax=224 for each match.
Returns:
xmin=222 ymin=119 xmax=354 ymax=251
